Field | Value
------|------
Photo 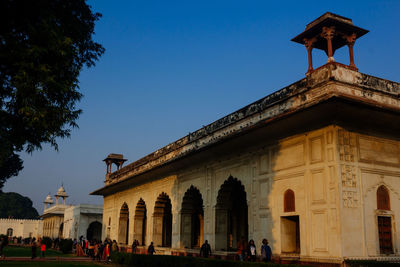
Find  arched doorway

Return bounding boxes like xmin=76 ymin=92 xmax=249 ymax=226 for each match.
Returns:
xmin=59 ymin=223 xmax=64 ymax=239
xmin=134 ymin=198 xmax=147 ymax=246
xmin=180 ymin=186 xmax=204 ymax=248
xmin=215 ymin=176 xmax=248 ymax=251
xmin=118 ymin=203 xmax=129 ymax=245
xmin=7 ymin=228 xmax=13 ymax=237
xmin=153 ymin=192 xmax=172 ymax=247
xmin=377 ymin=185 xmax=393 ymax=254
xmin=87 ymin=221 xmax=102 ymax=241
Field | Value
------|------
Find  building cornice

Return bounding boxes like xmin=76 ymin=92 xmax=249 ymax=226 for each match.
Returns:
xmin=92 ymin=63 xmax=400 ymax=196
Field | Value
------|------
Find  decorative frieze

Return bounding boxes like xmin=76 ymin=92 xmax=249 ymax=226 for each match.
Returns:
xmin=342 ymin=190 xmax=359 ymax=208
xmin=341 ymin=165 xmax=357 ymax=188
xmin=338 ymin=130 xmax=356 ymax=162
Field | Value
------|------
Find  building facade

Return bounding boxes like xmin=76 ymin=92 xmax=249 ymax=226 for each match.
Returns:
xmin=41 ymin=186 xmax=103 ymax=240
xmin=92 ymin=13 xmax=400 ymax=265
xmin=0 ymin=219 xmax=42 ymax=239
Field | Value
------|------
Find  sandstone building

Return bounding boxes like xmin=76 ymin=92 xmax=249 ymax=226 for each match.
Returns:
xmin=92 ymin=13 xmax=400 ymax=265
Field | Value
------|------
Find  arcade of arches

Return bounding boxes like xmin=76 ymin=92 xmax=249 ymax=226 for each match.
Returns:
xmin=99 ymin=126 xmax=400 ymax=264
xmin=107 ymin=177 xmax=250 ymax=251
xmin=93 ymin=13 xmax=400 ymax=265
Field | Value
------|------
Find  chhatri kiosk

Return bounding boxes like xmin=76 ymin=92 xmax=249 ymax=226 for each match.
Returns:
xmin=92 ymin=13 xmax=400 ymax=265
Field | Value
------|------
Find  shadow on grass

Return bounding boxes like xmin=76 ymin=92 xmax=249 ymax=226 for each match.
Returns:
xmin=3 ymin=246 xmax=76 ymax=257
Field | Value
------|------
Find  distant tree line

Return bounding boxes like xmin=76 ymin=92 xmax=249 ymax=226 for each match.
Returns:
xmin=0 ymin=192 xmax=39 ymax=219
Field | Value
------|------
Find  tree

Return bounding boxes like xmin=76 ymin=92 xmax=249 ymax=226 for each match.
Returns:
xmin=0 ymin=192 xmax=39 ymax=219
xmin=0 ymin=0 xmax=105 ymax=189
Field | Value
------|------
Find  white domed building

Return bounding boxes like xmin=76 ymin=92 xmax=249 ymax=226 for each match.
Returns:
xmin=41 ymin=185 xmax=103 ymax=241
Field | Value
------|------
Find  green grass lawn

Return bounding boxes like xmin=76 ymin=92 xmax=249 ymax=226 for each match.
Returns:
xmin=0 ymin=262 xmax=105 ymax=267
xmin=3 ymin=245 xmax=76 ymax=257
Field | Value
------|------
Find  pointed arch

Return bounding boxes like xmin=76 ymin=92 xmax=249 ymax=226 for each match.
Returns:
xmin=377 ymin=185 xmax=390 ymax=210
xmin=180 ymin=186 xmax=204 ymax=248
xmin=215 ymin=176 xmax=248 ymax=251
xmin=118 ymin=202 xmax=129 ymax=244
xmin=153 ymin=193 xmax=172 ymax=247
xmin=284 ymin=189 xmax=295 ymax=212
xmin=134 ymin=198 xmax=147 ymax=245
xmin=7 ymin=228 xmax=13 ymax=237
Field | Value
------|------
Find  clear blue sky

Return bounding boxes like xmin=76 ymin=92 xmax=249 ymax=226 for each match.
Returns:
xmin=4 ymin=0 xmax=400 ymax=212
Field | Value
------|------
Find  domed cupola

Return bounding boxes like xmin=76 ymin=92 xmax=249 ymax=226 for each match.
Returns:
xmin=55 ymin=184 xmax=68 ymax=205
xmin=43 ymin=193 xmax=54 ymax=211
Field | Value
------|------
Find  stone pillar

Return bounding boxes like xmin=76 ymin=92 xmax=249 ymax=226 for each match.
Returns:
xmin=321 ymin=26 xmax=335 ymax=62
xmin=304 ymin=37 xmax=316 ymax=74
xmin=152 ymin=215 xmax=163 ymax=247
xmin=344 ymin=33 xmax=357 ymax=70
xmin=133 ymin=216 xmax=144 ymax=244
xmin=215 ymin=208 xmax=228 ymax=251
xmin=180 ymin=212 xmax=192 ymax=248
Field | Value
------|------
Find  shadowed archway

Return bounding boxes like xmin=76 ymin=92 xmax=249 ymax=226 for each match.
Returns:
xmin=87 ymin=221 xmax=102 ymax=241
xmin=180 ymin=186 xmax=204 ymax=248
xmin=118 ymin=203 xmax=129 ymax=245
xmin=153 ymin=193 xmax=172 ymax=247
xmin=215 ymin=176 xmax=248 ymax=251
xmin=134 ymin=198 xmax=147 ymax=245
xmin=59 ymin=223 xmax=64 ymax=239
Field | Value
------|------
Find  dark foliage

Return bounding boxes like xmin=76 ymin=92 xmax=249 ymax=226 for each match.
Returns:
xmin=345 ymin=260 xmax=400 ymax=267
xmin=41 ymin=236 xmax=53 ymax=249
xmin=0 ymin=234 xmax=9 ymax=245
xmin=0 ymin=191 xmax=39 ymax=219
xmin=0 ymin=0 xmax=105 ymax=188
xmin=59 ymin=238 xmax=73 ymax=254
xmin=110 ymin=252 xmax=311 ymax=267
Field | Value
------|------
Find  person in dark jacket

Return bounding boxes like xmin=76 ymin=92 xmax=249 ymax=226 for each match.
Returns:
xmin=200 ymin=240 xmax=212 ymax=258
xmin=261 ymin=238 xmax=272 ymax=262
xmin=31 ymin=238 xmax=37 ymax=259
xmin=148 ymin=242 xmax=155 ymax=255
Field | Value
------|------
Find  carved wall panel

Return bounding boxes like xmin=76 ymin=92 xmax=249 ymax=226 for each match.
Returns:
xmin=311 ymin=169 xmax=326 ymax=204
xmin=341 ymin=165 xmax=357 ymax=188
xmin=338 ymin=130 xmax=356 ymax=162
xmin=342 ymin=191 xmax=359 ymax=208
xmin=311 ymin=210 xmax=328 ymax=252
xmin=310 ymin=136 xmax=324 ymax=163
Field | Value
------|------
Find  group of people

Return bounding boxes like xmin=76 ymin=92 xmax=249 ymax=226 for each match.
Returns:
xmin=199 ymin=237 xmax=272 ymax=262
xmin=30 ymin=238 xmax=47 ymax=259
xmin=0 ymin=236 xmax=46 ymax=260
xmin=237 ymin=237 xmax=272 ymax=262
xmin=2 ymin=234 xmax=272 ymax=262
xmin=75 ymin=237 xmax=119 ymax=261
xmin=131 ymin=240 xmax=155 ymax=255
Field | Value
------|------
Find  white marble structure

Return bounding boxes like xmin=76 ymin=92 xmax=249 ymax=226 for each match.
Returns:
xmin=41 ymin=186 xmax=103 ymax=240
xmin=0 ymin=218 xmax=42 ymax=239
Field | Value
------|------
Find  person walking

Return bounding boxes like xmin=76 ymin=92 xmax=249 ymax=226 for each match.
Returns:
xmin=147 ymin=242 xmax=155 ymax=255
xmin=237 ymin=236 xmax=247 ymax=261
xmin=40 ymin=241 xmax=46 ymax=258
xmin=247 ymin=239 xmax=256 ymax=262
xmin=31 ymin=238 xmax=37 ymax=259
xmin=200 ymin=240 xmax=212 ymax=258
xmin=131 ymin=239 xmax=137 ymax=253
xmin=105 ymin=241 xmax=110 ymax=262
xmin=261 ymin=239 xmax=272 ymax=262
